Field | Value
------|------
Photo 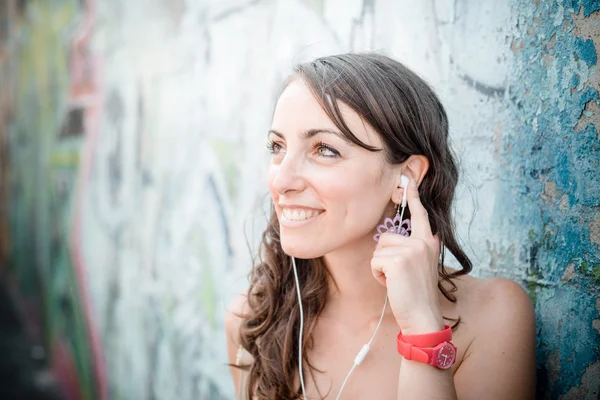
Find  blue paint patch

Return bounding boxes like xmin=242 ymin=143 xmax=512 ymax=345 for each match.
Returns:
xmin=570 ymin=73 xmax=580 ymax=89
xmin=566 ymin=88 xmax=600 ymax=207
xmin=580 ymin=0 xmax=600 ymax=17
xmin=566 ymin=0 xmax=600 ymax=17
xmin=536 ymin=287 xmax=600 ymax=395
xmin=574 ymin=37 xmax=598 ymax=66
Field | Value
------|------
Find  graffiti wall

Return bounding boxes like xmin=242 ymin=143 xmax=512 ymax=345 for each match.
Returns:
xmin=2 ymin=0 xmax=598 ymax=399
xmin=1 ymin=0 xmax=103 ymax=399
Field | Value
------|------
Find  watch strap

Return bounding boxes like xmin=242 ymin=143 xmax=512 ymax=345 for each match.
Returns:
xmin=397 ymin=340 xmax=432 ymax=364
xmin=399 ymin=324 xmax=452 ymax=347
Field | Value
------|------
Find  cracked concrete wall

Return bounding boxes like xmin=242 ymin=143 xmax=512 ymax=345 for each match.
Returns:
xmin=3 ymin=0 xmax=599 ymax=399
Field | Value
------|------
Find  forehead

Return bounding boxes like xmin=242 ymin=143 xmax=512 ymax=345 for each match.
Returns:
xmin=272 ymin=79 xmax=382 ymax=147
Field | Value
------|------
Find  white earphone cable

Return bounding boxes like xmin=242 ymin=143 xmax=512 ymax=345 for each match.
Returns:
xmin=291 ymin=256 xmax=308 ymax=399
xmin=335 ymin=295 xmax=388 ymax=400
xmin=292 ymin=257 xmax=389 ymax=400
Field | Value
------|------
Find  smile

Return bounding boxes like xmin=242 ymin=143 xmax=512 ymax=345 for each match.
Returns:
xmin=281 ymin=208 xmax=324 ymax=222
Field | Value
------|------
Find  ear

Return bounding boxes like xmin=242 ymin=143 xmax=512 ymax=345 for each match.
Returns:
xmin=391 ymin=155 xmax=430 ymax=204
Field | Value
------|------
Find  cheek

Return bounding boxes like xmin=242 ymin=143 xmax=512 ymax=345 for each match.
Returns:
xmin=320 ymin=171 xmax=383 ymax=217
xmin=342 ymin=174 xmax=391 ymax=223
xmin=323 ymin=180 xmax=359 ymax=207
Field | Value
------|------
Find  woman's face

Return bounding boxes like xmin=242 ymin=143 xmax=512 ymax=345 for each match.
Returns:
xmin=267 ymin=79 xmax=397 ymax=258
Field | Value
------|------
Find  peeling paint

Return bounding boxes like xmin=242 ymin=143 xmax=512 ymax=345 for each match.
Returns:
xmin=497 ymin=0 xmax=600 ymax=397
xmin=575 ymin=37 xmax=598 ymax=66
xmin=561 ymin=263 xmax=576 ymax=282
xmin=546 ymin=349 xmax=562 ymax=389
xmin=574 ymin=98 xmax=600 ymax=135
xmin=511 ymin=38 xmax=525 ymax=54
xmin=541 ymin=180 xmax=563 ymax=204
xmin=590 ymin=218 xmax=600 ymax=247
xmin=593 ymin=298 xmax=600 ymax=335
xmin=562 ymin=361 xmax=600 ymax=399
xmin=571 ymin=7 xmax=600 ymax=93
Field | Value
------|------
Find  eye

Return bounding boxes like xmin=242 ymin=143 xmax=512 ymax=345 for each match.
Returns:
xmin=315 ymin=141 xmax=340 ymax=158
xmin=266 ymin=140 xmax=284 ymax=154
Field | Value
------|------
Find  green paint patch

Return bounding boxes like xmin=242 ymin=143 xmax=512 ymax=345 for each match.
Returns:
xmin=50 ymin=151 xmax=80 ymax=167
xmin=593 ymin=265 xmax=600 ymax=282
xmin=527 ymin=280 xmax=539 ymax=304
xmin=573 ymin=259 xmax=600 ymax=283
xmin=207 ymin=138 xmax=240 ymax=200
xmin=200 ymin=259 xmax=216 ymax=326
xmin=528 ymin=226 xmax=557 ymax=256
xmin=194 ymin=230 xmax=216 ymax=327
xmin=527 ymin=268 xmax=545 ymax=304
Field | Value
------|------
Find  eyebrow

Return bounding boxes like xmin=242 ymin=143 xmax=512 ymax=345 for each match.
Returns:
xmin=268 ymin=128 xmax=352 ymax=143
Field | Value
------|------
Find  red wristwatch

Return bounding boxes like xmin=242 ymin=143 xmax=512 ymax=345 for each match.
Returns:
xmin=397 ymin=325 xmax=457 ymax=370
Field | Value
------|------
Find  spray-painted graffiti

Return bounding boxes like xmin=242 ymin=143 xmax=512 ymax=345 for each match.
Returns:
xmin=3 ymin=0 xmax=104 ymax=399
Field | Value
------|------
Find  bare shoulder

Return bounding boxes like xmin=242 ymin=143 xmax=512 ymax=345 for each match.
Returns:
xmin=225 ymin=293 xmax=249 ymax=345
xmin=448 ymin=271 xmax=534 ymax=322
xmin=450 ymin=274 xmax=537 ymax=399
xmin=466 ymin=276 xmax=535 ymax=321
xmin=446 ymin=272 xmax=536 ymax=354
xmin=225 ymin=293 xmax=250 ymax=392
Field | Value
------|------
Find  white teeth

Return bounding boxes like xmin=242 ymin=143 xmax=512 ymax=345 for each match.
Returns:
xmin=283 ymin=208 xmax=321 ymax=221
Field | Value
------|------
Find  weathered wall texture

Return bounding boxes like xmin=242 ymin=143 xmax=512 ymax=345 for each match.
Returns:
xmin=2 ymin=0 xmax=598 ymax=399
xmin=496 ymin=1 xmax=600 ymax=398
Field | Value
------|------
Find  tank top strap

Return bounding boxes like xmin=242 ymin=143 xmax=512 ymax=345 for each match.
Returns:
xmin=236 ymin=346 xmax=254 ymax=400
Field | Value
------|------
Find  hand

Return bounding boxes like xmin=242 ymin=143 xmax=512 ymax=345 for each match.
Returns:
xmin=371 ymin=179 xmax=444 ymax=335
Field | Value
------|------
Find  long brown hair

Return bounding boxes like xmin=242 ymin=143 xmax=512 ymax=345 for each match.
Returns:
xmin=237 ymin=53 xmax=472 ymax=399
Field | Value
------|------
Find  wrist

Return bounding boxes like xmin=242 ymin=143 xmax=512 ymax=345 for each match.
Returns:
xmin=398 ymin=313 xmax=445 ymax=336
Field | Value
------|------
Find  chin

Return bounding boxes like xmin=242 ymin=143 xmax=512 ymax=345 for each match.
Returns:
xmin=280 ymin=237 xmax=326 ymax=259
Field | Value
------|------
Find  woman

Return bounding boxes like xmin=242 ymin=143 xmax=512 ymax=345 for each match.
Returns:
xmin=226 ymin=53 xmax=536 ymax=399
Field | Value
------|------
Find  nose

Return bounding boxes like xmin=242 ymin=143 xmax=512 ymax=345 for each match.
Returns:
xmin=271 ymin=153 xmax=306 ymax=195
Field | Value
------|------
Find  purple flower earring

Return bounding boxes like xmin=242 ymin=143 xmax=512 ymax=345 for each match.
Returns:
xmin=373 ymin=212 xmax=411 ymax=242
xmin=374 ymin=175 xmax=412 ymax=242
xmin=373 ymin=195 xmax=411 ymax=242
xmin=373 ymin=211 xmax=411 ymax=242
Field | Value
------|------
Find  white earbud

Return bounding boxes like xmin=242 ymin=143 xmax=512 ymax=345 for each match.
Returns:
xmin=400 ymin=175 xmax=410 ymax=207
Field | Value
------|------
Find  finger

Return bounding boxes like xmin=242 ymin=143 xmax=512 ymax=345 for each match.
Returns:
xmin=406 ymin=179 xmax=433 ymax=239
xmin=370 ymin=255 xmax=396 ymax=287
xmin=376 ymin=231 xmax=411 ymax=250
xmin=373 ymin=245 xmax=407 ymax=257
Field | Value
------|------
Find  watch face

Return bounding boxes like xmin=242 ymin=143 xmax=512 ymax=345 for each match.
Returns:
xmin=436 ymin=344 xmax=456 ymax=369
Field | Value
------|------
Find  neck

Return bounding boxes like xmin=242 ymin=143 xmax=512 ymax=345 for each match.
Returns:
xmin=321 ymin=236 xmax=390 ymax=320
